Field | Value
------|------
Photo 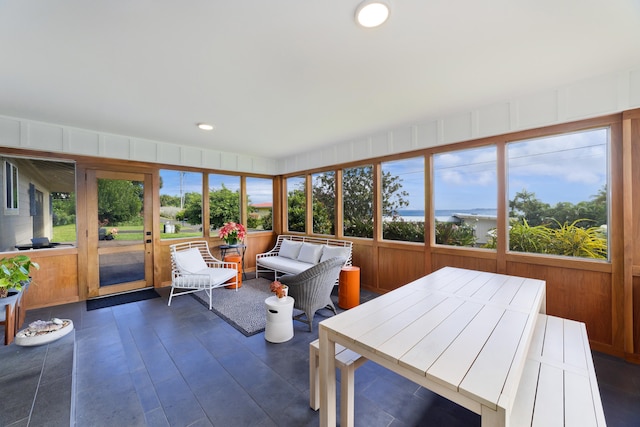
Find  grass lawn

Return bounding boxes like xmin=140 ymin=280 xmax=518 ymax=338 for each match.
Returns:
xmin=53 ymin=224 xmax=201 ymax=242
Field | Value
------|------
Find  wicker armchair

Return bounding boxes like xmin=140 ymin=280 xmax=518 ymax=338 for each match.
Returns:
xmin=279 ymin=257 xmax=345 ymax=332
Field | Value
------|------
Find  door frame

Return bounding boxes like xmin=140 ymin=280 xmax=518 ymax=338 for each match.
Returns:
xmin=85 ymin=170 xmax=154 ymax=297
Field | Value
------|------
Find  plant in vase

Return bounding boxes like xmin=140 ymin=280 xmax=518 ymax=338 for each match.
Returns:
xmin=0 ymin=254 xmax=39 ymax=298
xmin=218 ymin=222 xmax=246 ymax=245
xmin=270 ymin=280 xmax=288 ymax=300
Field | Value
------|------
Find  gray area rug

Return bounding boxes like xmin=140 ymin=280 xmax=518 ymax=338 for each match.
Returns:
xmin=191 ymin=277 xmax=277 ymax=336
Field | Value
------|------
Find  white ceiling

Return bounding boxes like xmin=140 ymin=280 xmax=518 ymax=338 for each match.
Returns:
xmin=1 ymin=1 xmax=640 ymax=160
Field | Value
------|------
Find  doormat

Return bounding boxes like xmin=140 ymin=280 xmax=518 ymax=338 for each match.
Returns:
xmin=86 ymin=289 xmax=160 ymax=311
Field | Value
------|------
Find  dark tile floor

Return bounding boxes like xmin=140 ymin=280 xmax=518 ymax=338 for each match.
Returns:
xmin=8 ymin=285 xmax=640 ymax=427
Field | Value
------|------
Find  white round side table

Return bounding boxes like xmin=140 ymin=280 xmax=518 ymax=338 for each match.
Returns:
xmin=264 ymin=296 xmax=294 ymax=343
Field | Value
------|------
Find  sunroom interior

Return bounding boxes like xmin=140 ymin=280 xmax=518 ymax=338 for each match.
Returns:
xmin=2 ymin=1 xmax=640 ymax=425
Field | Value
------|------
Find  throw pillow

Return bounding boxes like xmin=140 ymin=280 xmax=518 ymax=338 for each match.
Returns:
xmin=174 ymin=248 xmax=208 ymax=273
xmin=297 ymin=243 xmax=323 ymax=264
xmin=278 ymin=239 xmax=303 ymax=259
xmin=320 ymin=245 xmax=350 ymax=263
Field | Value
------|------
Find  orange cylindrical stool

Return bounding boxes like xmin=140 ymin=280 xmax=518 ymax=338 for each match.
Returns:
xmin=338 ymin=266 xmax=360 ymax=309
xmin=224 ymin=254 xmax=243 ymax=289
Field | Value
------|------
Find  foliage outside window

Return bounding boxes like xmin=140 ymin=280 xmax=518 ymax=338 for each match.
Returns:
xmin=159 ymin=170 xmax=203 ymax=239
xmin=246 ymin=177 xmax=273 ymax=231
xmin=287 ymin=176 xmax=306 ymax=232
xmin=382 ymin=157 xmax=425 ymax=242
xmin=208 ymin=174 xmax=240 ymax=229
xmin=343 ymin=165 xmax=374 ymax=238
xmin=4 ymin=160 xmax=18 ymax=210
xmin=312 ymin=172 xmax=335 ymax=235
xmin=433 ymin=146 xmax=497 ymax=247
xmin=498 ymin=128 xmax=609 ymax=259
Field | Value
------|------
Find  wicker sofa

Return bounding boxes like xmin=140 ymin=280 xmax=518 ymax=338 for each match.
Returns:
xmin=255 ymin=235 xmax=352 ymax=280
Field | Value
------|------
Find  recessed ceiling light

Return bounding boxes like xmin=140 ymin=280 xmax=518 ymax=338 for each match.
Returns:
xmin=355 ymin=1 xmax=390 ymax=28
xmin=197 ymin=123 xmax=214 ymax=131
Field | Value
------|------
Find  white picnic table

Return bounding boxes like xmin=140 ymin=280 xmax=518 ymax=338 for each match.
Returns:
xmin=318 ymin=266 xmax=546 ymax=427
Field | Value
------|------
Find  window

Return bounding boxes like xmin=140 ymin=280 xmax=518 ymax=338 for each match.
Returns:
xmin=4 ymin=160 xmax=18 ymax=211
xmin=246 ymin=177 xmax=273 ymax=231
xmin=433 ymin=146 xmax=497 ymax=247
xmin=287 ymin=176 xmax=306 ymax=232
xmin=159 ymin=170 xmax=203 ymax=239
xmin=343 ymin=165 xmax=373 ymax=238
xmin=1 ymin=156 xmax=76 ymax=252
xmin=209 ymin=173 xmax=241 ymax=229
xmin=312 ymin=171 xmax=335 ymax=235
xmin=506 ymin=128 xmax=609 ymax=259
xmin=382 ymin=157 xmax=425 ymax=242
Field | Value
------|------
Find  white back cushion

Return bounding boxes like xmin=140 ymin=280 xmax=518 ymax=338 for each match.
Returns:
xmin=320 ymin=245 xmax=350 ymax=263
xmin=278 ymin=239 xmax=303 ymax=259
xmin=174 ymin=248 xmax=208 ymax=273
xmin=297 ymin=243 xmax=323 ymax=264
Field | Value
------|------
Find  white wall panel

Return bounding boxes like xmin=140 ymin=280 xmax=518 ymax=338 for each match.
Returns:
xmin=252 ymin=157 xmax=271 ymax=174
xmin=103 ymin=134 xmax=130 ymax=159
xmin=416 ymin=120 xmax=438 ymax=149
xmin=564 ymin=74 xmax=618 ymax=120
xmin=181 ymin=146 xmax=203 ymax=167
xmin=477 ymin=102 xmax=511 ymax=138
xmin=352 ymin=137 xmax=371 ymax=160
xmin=237 ymin=156 xmax=253 ymax=172
xmin=0 ymin=117 xmax=21 ymax=147
xmin=132 ymin=139 xmax=157 ymax=163
xmin=201 ymin=150 xmax=221 ymax=169
xmin=157 ymin=143 xmax=181 ymax=165
xmin=391 ymin=126 xmax=413 ymax=154
xmin=68 ymin=129 xmax=99 ymax=156
xmin=371 ymin=132 xmax=390 ymax=158
xmin=630 ymin=69 xmax=640 ymax=107
xmin=336 ymin=141 xmax=352 ymax=162
xmin=514 ymin=90 xmax=558 ymax=129
xmin=28 ymin=122 xmax=63 ymax=151
xmin=220 ymin=152 xmax=237 ymax=170
xmin=442 ymin=112 xmax=472 ymax=144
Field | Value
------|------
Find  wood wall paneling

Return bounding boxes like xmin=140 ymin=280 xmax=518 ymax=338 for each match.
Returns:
xmin=23 ymin=250 xmax=79 ymax=309
xmin=377 ymin=245 xmax=425 ymax=292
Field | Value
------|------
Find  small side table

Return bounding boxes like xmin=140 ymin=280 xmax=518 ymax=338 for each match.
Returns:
xmin=264 ymin=296 xmax=294 ymax=343
xmin=219 ymin=244 xmax=247 ymax=280
xmin=338 ymin=266 xmax=360 ymax=309
xmin=224 ymin=254 xmax=243 ymax=289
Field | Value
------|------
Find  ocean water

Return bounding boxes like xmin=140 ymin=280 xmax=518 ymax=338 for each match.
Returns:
xmin=391 ymin=209 xmax=498 ymax=222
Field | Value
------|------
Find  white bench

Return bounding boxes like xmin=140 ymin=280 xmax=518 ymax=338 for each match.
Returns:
xmin=256 ymin=235 xmax=352 ymax=280
xmin=511 ymin=314 xmax=606 ymax=426
xmin=309 ymin=339 xmax=367 ymax=427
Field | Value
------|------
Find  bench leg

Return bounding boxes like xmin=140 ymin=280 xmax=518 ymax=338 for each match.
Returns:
xmin=310 ymin=342 xmax=320 ymax=410
xmin=340 ymin=363 xmax=356 ymax=427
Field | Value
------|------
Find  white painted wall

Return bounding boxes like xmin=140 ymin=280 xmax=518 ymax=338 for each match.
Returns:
xmin=1 ymin=66 xmax=639 ymax=176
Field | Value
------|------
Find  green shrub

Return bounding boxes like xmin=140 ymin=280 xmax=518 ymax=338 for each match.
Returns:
xmin=435 ymin=221 xmax=477 ymax=246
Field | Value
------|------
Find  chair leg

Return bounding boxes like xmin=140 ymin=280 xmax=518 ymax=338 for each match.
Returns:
xmin=168 ymin=287 xmax=175 ymax=306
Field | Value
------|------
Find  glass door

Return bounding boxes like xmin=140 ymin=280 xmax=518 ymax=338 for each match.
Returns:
xmin=86 ymin=170 xmax=153 ymax=297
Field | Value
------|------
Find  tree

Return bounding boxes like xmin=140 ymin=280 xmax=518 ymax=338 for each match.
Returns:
xmin=181 ymin=185 xmax=241 ymax=228
xmin=509 ymin=190 xmax=551 ymax=226
xmin=97 ymin=179 xmax=142 ymax=225
xmin=287 ymin=188 xmax=306 ymax=232
xmin=52 ymin=192 xmax=76 ymax=226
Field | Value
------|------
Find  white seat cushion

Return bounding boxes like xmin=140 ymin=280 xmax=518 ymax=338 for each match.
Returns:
xmin=278 ymin=239 xmax=303 ymax=259
xmin=173 ymin=267 xmax=237 ymax=288
xmin=297 ymin=243 xmax=323 ymax=264
xmin=320 ymin=245 xmax=350 ymax=263
xmin=258 ymin=256 xmax=312 ymax=274
xmin=174 ymin=248 xmax=208 ymax=273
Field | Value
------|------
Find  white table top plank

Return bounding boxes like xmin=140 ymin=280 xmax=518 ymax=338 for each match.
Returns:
xmin=563 ymin=319 xmax=588 ymax=371
xmin=398 ymin=301 xmax=484 ymax=376
xmin=454 ymin=271 xmax=497 ymax=297
xmin=468 ymin=273 xmax=511 ymax=302
xmin=564 ymin=369 xmax=598 ymax=427
xmin=528 ymin=313 xmax=547 ymax=359
xmin=407 ymin=266 xmax=479 ymax=293
xmin=437 ymin=268 xmax=490 ymax=294
xmin=510 ymin=277 xmax=546 ymax=312
xmin=459 ymin=309 xmax=529 ymax=408
xmin=355 ymin=292 xmax=450 ymax=355
xmin=486 ymin=276 xmax=524 ymax=306
xmin=426 ymin=305 xmax=505 ymax=391
xmin=532 ymin=363 xmax=564 ymax=427
xmin=327 ymin=289 xmax=438 ymax=342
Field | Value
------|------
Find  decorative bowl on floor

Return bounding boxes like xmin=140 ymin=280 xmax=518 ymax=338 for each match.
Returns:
xmin=15 ymin=318 xmax=74 ymax=346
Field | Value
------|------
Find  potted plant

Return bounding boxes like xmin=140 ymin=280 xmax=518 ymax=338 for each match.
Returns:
xmin=0 ymin=254 xmax=39 ymax=299
xmin=218 ymin=222 xmax=247 ymax=245
xmin=270 ymin=280 xmax=288 ymax=301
